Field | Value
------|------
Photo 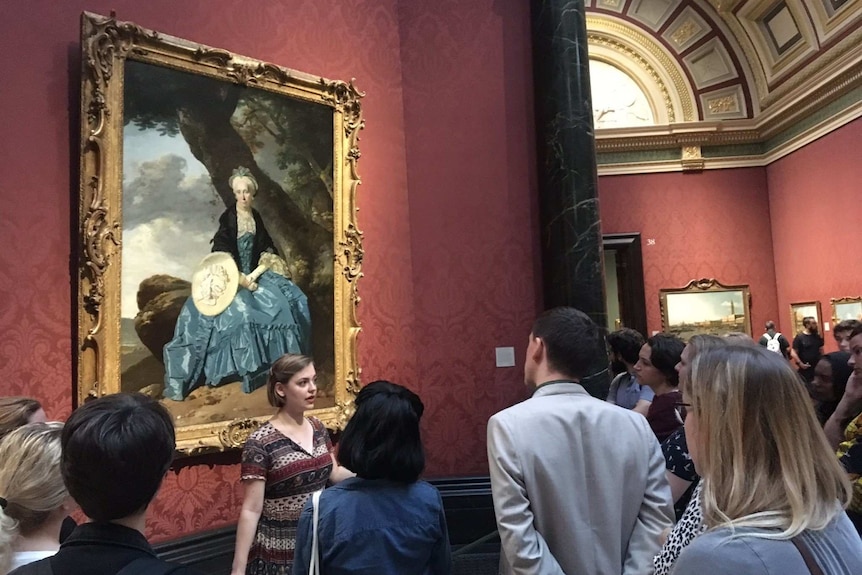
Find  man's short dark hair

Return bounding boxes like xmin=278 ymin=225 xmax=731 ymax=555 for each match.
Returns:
xmin=646 ymin=333 xmax=685 ymax=387
xmin=62 ymin=393 xmax=175 ymax=522
xmin=337 ymin=381 xmax=425 ymax=483
xmin=850 ymin=323 xmax=862 ymax=340
xmin=764 ymin=320 xmax=776 ymax=331
xmin=835 ymin=319 xmax=861 ymax=335
xmin=606 ymin=328 xmax=644 ymax=365
xmin=532 ymin=307 xmax=602 ymax=380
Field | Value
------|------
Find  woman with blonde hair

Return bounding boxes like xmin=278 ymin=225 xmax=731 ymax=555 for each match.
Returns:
xmin=673 ymin=345 xmax=862 ymax=574
xmin=0 ymin=422 xmax=68 ymax=574
xmin=293 ymin=381 xmax=451 ymax=575
xmin=654 ymin=335 xmax=728 ymax=575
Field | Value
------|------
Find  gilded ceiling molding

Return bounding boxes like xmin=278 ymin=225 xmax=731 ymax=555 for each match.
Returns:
xmin=809 ymin=0 xmax=861 ymax=37
xmin=596 ymin=123 xmax=760 ymax=153
xmin=700 ymin=5 xmax=770 ymax=103
xmin=736 ymin=1 xmax=819 ymax=86
xmin=760 ymin=25 xmax=862 ymax=109
xmin=596 ymin=95 xmax=862 ymax=175
xmin=681 ymin=145 xmax=705 ymax=171
xmin=594 ymin=58 xmax=861 ymax=156
xmin=586 ymin=3 xmax=861 ymax=174
xmin=587 ymin=15 xmax=696 ymax=122
xmin=598 ymin=161 xmax=684 ymax=176
xmin=758 ymin=62 xmax=862 ymax=136
xmin=701 ymin=1 xmax=862 ymax=111
xmin=706 ymin=0 xmax=744 ymax=12
xmin=760 ymin=99 xmax=862 ymax=163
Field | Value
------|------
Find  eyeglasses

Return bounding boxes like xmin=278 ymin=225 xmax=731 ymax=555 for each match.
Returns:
xmin=674 ymin=401 xmax=691 ymax=409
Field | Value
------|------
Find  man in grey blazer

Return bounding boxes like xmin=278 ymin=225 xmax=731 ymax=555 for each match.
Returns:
xmin=487 ymin=307 xmax=673 ymax=574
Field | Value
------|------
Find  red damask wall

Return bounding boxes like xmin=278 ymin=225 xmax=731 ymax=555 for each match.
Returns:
xmin=598 ymin=168 xmax=780 ymax=336
xmin=398 ymin=0 xmax=540 ymax=476
xmin=0 ymin=0 xmax=415 ymax=541
xmin=767 ymin=118 xmax=862 ymax=353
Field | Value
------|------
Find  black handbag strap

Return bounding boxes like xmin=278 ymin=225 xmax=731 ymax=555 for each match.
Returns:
xmin=790 ymin=535 xmax=824 ymax=575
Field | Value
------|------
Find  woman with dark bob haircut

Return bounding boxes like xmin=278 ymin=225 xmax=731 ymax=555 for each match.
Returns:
xmin=293 ymin=381 xmax=452 ymax=575
xmin=634 ymin=333 xmax=686 ymax=442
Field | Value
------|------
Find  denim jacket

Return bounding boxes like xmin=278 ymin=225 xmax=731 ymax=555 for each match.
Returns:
xmin=607 ymin=372 xmax=654 ymax=409
xmin=293 ymin=477 xmax=451 ymax=575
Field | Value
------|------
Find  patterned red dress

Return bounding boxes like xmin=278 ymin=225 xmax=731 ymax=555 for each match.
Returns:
xmin=241 ymin=417 xmax=333 ymax=575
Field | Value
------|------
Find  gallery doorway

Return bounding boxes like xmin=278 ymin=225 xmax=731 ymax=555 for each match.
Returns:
xmin=603 ymin=233 xmax=647 ymax=338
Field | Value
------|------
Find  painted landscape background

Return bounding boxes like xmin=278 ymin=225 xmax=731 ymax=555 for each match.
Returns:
xmin=665 ymin=290 xmax=747 ymax=339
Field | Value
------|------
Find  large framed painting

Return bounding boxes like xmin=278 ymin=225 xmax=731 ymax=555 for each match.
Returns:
xmin=832 ymin=296 xmax=862 ymax=325
xmin=789 ymin=301 xmax=822 ymax=335
xmin=660 ymin=278 xmax=752 ymax=339
xmin=76 ymin=13 xmax=363 ymax=455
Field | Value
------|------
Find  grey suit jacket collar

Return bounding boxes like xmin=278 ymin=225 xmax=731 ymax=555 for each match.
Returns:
xmin=532 ymin=380 xmax=588 ymax=398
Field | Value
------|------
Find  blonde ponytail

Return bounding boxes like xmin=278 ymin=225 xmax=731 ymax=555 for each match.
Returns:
xmin=0 ymin=422 xmax=66 ymax=573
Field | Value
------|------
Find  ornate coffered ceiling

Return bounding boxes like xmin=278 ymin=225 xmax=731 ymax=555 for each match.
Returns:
xmin=586 ymin=0 xmax=862 ymax=172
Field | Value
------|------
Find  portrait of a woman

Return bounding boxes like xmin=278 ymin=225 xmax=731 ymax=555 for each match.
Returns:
xmin=163 ymin=167 xmax=312 ymax=401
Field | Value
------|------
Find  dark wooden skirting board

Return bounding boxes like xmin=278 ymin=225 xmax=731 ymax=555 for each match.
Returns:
xmin=154 ymin=475 xmax=497 ymax=573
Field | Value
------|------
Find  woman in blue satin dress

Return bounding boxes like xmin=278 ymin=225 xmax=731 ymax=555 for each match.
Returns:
xmin=163 ymin=167 xmax=312 ymax=401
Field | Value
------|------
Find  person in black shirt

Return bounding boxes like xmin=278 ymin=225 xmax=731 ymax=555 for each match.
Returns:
xmin=9 ymin=394 xmax=200 ymax=575
xmin=757 ymin=320 xmax=790 ymax=359
xmin=792 ymin=316 xmax=824 ymax=383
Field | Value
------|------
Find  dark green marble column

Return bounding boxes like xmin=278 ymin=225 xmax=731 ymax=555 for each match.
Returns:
xmin=531 ymin=0 xmax=609 ymax=397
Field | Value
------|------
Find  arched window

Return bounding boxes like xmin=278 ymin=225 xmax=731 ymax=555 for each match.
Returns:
xmin=589 ymin=60 xmax=655 ymax=128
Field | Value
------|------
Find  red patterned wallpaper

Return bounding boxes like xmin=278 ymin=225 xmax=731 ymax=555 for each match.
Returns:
xmin=767 ymin=118 xmax=862 ymax=353
xmin=598 ymin=168 xmax=780 ymax=338
xmin=398 ymin=0 xmax=541 ymax=476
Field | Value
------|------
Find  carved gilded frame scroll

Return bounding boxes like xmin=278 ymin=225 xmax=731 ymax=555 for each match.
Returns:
xmin=659 ymin=278 xmax=752 ymax=339
xmin=77 ymin=12 xmax=363 ymax=455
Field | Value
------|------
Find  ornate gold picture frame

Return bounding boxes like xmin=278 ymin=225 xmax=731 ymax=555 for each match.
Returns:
xmin=77 ymin=12 xmax=363 ymax=455
xmin=831 ymin=296 xmax=862 ymax=325
xmin=789 ymin=301 xmax=821 ymax=336
xmin=659 ymin=278 xmax=752 ymax=339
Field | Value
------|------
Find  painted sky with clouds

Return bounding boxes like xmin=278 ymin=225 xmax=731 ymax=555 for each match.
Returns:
xmin=121 ymin=127 xmax=222 ymax=318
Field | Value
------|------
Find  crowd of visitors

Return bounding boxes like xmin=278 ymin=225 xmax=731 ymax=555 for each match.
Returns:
xmin=1 ymin=309 xmax=860 ymax=574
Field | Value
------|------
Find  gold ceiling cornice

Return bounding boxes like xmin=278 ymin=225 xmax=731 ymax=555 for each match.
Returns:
xmin=758 ymin=63 xmax=862 ymax=138
xmin=596 ymin=124 xmax=760 ymax=152
xmin=588 ymin=1 xmax=862 ymax=171
xmin=596 ymin=52 xmax=862 ymax=155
